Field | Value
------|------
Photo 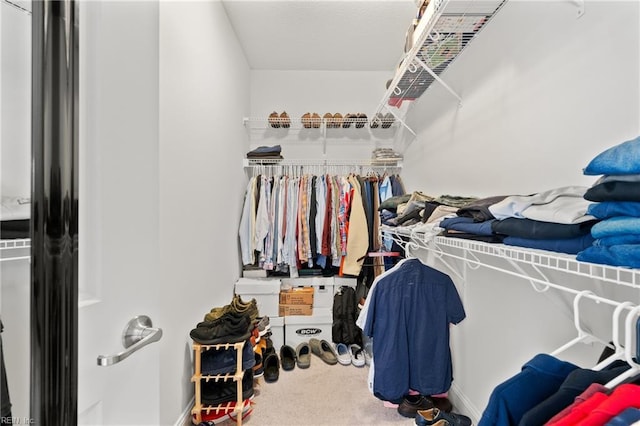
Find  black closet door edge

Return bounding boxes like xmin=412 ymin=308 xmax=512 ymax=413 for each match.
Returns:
xmin=31 ymin=1 xmax=79 ymax=424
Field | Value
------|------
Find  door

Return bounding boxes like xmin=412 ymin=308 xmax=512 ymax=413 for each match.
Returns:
xmin=76 ymin=1 xmax=162 ymax=424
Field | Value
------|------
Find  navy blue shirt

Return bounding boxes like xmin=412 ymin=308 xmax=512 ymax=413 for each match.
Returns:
xmin=363 ymin=259 xmax=466 ymax=402
xmin=478 ymin=353 xmax=578 ymax=426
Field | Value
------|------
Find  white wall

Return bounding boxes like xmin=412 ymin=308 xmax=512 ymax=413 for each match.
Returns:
xmin=158 ymin=2 xmax=250 ymax=424
xmin=0 ymin=2 xmax=31 ymax=419
xmin=397 ymin=1 xmax=640 ymax=423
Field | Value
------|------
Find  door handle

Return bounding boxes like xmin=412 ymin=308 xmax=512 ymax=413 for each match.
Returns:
xmin=97 ymin=315 xmax=163 ymax=366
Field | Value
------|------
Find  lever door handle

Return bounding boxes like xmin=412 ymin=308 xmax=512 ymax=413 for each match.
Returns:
xmin=97 ymin=315 xmax=163 ymax=366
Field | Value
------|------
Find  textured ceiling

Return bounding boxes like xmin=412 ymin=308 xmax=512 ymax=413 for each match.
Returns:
xmin=221 ymin=0 xmax=418 ymax=71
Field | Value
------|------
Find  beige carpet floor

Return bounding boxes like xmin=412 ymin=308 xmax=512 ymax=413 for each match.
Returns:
xmin=235 ymin=355 xmax=415 ymax=426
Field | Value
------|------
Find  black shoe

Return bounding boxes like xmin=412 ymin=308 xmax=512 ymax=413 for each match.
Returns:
xmin=398 ymin=394 xmax=434 ymax=418
xmin=279 ymin=345 xmax=296 ymax=371
xmin=263 ymin=352 xmax=280 ymax=383
xmin=190 ymin=315 xmax=251 ymax=345
xmin=415 ymin=408 xmax=472 ymax=426
xmin=432 ymin=397 xmax=453 ymax=413
xmin=201 ymin=369 xmax=254 ymax=406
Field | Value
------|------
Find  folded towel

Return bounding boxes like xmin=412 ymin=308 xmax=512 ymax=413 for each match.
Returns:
xmin=587 ymin=201 xmax=640 ymax=219
xmin=590 ymin=216 xmax=640 ymax=238
xmin=577 ymin=244 xmax=640 ymax=268
xmin=583 ymin=135 xmax=640 ymax=175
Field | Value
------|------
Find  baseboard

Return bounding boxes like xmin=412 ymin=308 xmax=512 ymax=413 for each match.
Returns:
xmin=449 ymin=382 xmax=482 ymax=425
xmin=174 ymin=397 xmax=194 ymax=426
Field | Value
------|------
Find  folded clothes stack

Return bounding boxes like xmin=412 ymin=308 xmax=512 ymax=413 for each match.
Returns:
xmin=246 ymin=145 xmax=283 ymax=160
xmin=577 ymin=135 xmax=640 ymax=268
xmin=371 ymin=148 xmax=403 ymax=165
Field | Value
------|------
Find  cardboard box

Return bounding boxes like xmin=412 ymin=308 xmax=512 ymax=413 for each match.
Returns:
xmin=234 ymin=278 xmax=281 ymax=318
xmin=284 ymin=310 xmax=333 ymax=348
xmin=267 ymin=316 xmax=284 ymax=350
xmin=279 ymin=287 xmax=314 ymax=305
xmin=282 ymin=277 xmax=333 ymax=309
xmin=279 ymin=304 xmax=313 ymax=316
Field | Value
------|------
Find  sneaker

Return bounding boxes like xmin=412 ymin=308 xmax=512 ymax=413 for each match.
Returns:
xmin=398 ymin=394 xmax=434 ymax=418
xmin=190 ymin=316 xmax=251 ymax=345
xmin=254 ymin=316 xmax=271 ymax=336
xmin=309 ymin=338 xmax=338 ymax=365
xmin=201 ymin=340 xmax=256 ymax=375
xmin=268 ymin=111 xmax=280 ymax=128
xmin=335 ymin=343 xmax=351 ymax=366
xmin=196 ymin=396 xmax=254 ymax=424
xmin=280 ymin=111 xmax=290 ymax=129
xmin=201 ymin=369 xmax=254 ymax=406
xmin=349 ymin=344 xmax=365 ymax=367
xmin=231 ymin=295 xmax=259 ymax=321
xmin=355 ymin=113 xmax=367 ymax=128
xmin=415 ymin=408 xmax=472 ymax=426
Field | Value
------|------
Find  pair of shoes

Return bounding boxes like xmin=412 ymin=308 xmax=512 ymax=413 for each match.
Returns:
xmin=355 ymin=113 xmax=367 ymax=128
xmin=295 ymin=342 xmax=311 ymax=368
xmin=231 ymin=295 xmax=259 ymax=321
xmin=415 ymin=408 xmax=472 ymax=426
xmin=201 ymin=340 xmax=256 ymax=375
xmin=268 ymin=111 xmax=290 ymax=128
xmin=398 ymin=394 xmax=434 ymax=418
xmin=301 ymin=113 xmax=321 ymax=129
xmin=190 ymin=315 xmax=252 ymax=345
xmin=323 ymin=113 xmax=343 ymax=128
xmin=280 ymin=345 xmax=296 ymax=371
xmin=309 ymin=338 xmax=338 ymax=365
xmin=335 ymin=343 xmax=351 ymax=366
xmin=381 ymin=112 xmax=395 ymax=128
xmin=263 ymin=352 xmax=280 ymax=383
xmin=342 ymin=113 xmax=368 ymax=128
xmin=201 ymin=369 xmax=254 ymax=406
xmin=349 ymin=344 xmax=366 ymax=367
xmin=371 ymin=112 xmax=395 ymax=128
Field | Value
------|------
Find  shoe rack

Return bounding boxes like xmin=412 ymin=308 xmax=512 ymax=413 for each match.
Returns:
xmin=191 ymin=341 xmax=248 ymax=426
xmin=372 ymin=0 xmax=508 ymax=136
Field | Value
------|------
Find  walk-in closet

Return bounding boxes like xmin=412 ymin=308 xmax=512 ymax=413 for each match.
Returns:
xmin=1 ymin=0 xmax=639 ymax=425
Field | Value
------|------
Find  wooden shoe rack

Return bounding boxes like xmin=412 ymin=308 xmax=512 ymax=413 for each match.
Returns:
xmin=191 ymin=341 xmax=249 ymax=425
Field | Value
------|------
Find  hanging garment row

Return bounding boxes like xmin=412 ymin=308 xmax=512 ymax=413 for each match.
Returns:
xmin=238 ymin=171 xmax=405 ymax=278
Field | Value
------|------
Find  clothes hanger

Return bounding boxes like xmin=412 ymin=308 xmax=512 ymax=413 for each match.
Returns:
xmin=605 ymin=304 xmax=640 ymax=389
xmin=550 ymin=290 xmax=614 ymax=357
xmin=592 ymin=301 xmax=635 ymax=371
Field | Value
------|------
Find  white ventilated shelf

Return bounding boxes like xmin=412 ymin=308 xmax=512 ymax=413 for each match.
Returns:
xmin=0 ymin=238 xmax=31 ymax=262
xmin=243 ymin=158 xmax=403 ymax=175
xmin=374 ymin=0 xmax=508 ymax=134
xmin=242 ymin=116 xmax=399 ymax=132
xmin=382 ymin=226 xmax=640 ymax=290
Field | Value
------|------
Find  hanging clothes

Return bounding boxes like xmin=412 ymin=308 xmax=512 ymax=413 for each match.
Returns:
xmin=357 ymin=258 xmax=466 ymax=403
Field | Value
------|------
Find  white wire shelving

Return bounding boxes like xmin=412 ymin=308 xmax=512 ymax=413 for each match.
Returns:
xmin=243 ymin=158 xmax=403 ymax=176
xmin=242 ymin=116 xmax=399 ymax=132
xmin=0 ymin=238 xmax=31 ymax=262
xmin=382 ymin=226 xmax=640 ymax=291
xmin=373 ymin=0 xmax=508 ymax=135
